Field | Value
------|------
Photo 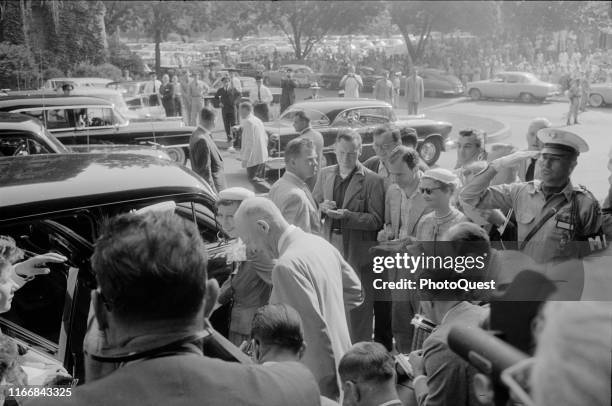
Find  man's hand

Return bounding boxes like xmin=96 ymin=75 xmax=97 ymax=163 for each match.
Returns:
xmin=319 ymin=200 xmax=337 ymax=214
xmin=408 ymin=350 xmax=425 ymax=377
xmin=42 ymin=366 xmax=72 ymax=387
xmin=491 ymin=150 xmax=539 ymax=171
xmin=325 ymin=209 xmax=348 ymax=219
xmin=15 ymin=253 xmax=67 ymax=277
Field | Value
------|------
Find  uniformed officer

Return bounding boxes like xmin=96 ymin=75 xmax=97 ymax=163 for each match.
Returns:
xmin=460 ymin=128 xmax=602 ymax=264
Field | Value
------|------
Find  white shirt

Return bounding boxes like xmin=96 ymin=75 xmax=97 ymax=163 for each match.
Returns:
xmin=249 ymin=84 xmax=273 ymax=104
xmin=231 ymin=76 xmax=242 ymax=92
xmin=341 ymin=75 xmax=363 ymax=98
xmin=143 ymin=79 xmax=162 ymax=94
xmin=240 ymin=114 xmax=269 ymax=167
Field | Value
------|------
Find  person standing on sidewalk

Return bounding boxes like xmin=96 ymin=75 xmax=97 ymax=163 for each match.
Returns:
xmin=250 ymin=75 xmax=273 ymax=122
xmin=280 ymin=71 xmax=298 ymax=113
xmin=215 ymin=76 xmax=242 ymax=151
xmin=567 ymin=77 xmax=581 ymax=125
xmin=339 ymin=65 xmax=363 ymax=99
xmin=405 ymin=67 xmax=424 ymax=115
xmin=392 ymin=71 xmax=401 ymax=108
xmin=188 ymin=72 xmax=208 ymax=126
xmin=189 ymin=107 xmax=226 ymax=194
xmin=373 ymin=70 xmax=394 ymax=104
xmin=238 ymin=102 xmax=270 ymax=193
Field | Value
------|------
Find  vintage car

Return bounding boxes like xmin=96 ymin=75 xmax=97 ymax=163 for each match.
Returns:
xmin=466 ymin=71 xmax=560 ymax=103
xmin=399 ymin=69 xmax=464 ymax=97
xmin=106 ymin=80 xmax=168 ymax=120
xmin=0 ymin=153 xmax=247 ymax=384
xmin=263 ymin=98 xmax=452 ymax=167
xmin=236 ymin=61 xmax=265 ymax=78
xmin=587 ymin=82 xmax=612 ymax=107
xmin=0 ymin=96 xmax=196 ymax=164
xmin=42 ymin=77 xmax=113 ymax=91
xmin=263 ymin=64 xmax=318 ymax=88
xmin=318 ymin=66 xmax=383 ymax=92
xmin=0 ymin=112 xmax=170 ymax=160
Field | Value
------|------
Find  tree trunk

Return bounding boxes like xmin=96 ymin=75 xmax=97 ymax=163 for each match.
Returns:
xmin=155 ymin=30 xmax=161 ymax=76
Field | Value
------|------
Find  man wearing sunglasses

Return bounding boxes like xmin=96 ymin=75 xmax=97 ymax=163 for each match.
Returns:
xmin=460 ymin=128 xmax=602 ymax=264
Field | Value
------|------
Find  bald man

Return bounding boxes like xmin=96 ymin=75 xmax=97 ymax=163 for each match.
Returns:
xmin=234 ymin=197 xmax=362 ymax=400
xmin=517 ymin=118 xmax=551 ymax=182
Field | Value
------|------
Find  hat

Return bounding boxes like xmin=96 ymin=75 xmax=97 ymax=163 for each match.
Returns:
xmin=218 ymin=187 xmax=255 ymax=202
xmin=537 ymin=128 xmax=588 ymax=154
xmin=422 ymin=168 xmax=459 ymax=185
xmin=309 ymin=82 xmax=321 ymax=89
xmin=61 ymin=83 xmax=74 ymax=91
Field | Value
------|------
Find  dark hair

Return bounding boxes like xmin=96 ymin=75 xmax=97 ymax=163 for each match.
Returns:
xmin=91 ymin=212 xmax=208 ymax=322
xmin=0 ymin=335 xmax=18 ymax=381
xmin=458 ymin=128 xmax=486 ymax=149
xmin=336 ymin=129 xmax=362 ymax=147
xmin=284 ymin=138 xmax=314 ymax=164
xmin=400 ymin=127 xmax=418 ymax=148
xmin=389 ymin=146 xmax=420 ymax=170
xmin=293 ymin=110 xmax=310 ymax=125
xmin=375 ymin=128 xmax=401 ymax=144
xmin=199 ymin=107 xmax=216 ymax=124
xmin=339 ymin=342 xmax=395 ymax=384
xmin=251 ymin=304 xmax=304 ymax=353
xmin=239 ymin=101 xmax=253 ymax=112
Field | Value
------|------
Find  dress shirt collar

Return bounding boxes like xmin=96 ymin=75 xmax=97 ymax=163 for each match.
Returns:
xmin=377 ymin=400 xmax=403 ymax=406
xmin=530 ymin=179 xmax=574 ymax=200
xmin=299 ymin=126 xmax=312 ymax=135
xmin=278 ymin=224 xmax=297 ymax=254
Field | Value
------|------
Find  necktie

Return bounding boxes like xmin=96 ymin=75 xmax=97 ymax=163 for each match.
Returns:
xmin=526 ymin=158 xmax=536 ymax=182
xmin=153 ymin=81 xmax=156 ymax=93
xmin=258 ymin=86 xmax=261 ymax=102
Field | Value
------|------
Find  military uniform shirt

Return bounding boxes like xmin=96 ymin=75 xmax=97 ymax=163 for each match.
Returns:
xmin=460 ymin=165 xmax=602 ymax=263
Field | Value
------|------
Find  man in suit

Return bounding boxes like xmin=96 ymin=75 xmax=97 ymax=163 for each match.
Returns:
xmin=293 ymin=110 xmax=325 ymax=190
xmin=517 ymin=117 xmax=551 ymax=182
xmin=189 ymin=107 xmax=226 ymax=194
xmin=280 ymin=70 xmax=298 ymax=113
xmin=30 ymin=211 xmax=321 ymax=406
xmin=250 ymin=75 xmax=273 ymax=122
xmin=405 ymin=67 xmax=424 ymax=115
xmin=215 ymin=76 xmax=241 ymax=150
xmin=269 ymin=138 xmax=321 ymax=234
xmin=408 ymin=267 xmax=489 ymax=406
xmin=238 ymin=102 xmax=270 ymax=193
xmin=234 ymin=197 xmax=363 ymax=400
xmin=313 ymin=130 xmax=387 ymax=349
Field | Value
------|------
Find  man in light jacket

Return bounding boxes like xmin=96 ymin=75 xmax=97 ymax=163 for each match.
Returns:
xmin=235 ymin=197 xmax=363 ymax=401
xmin=238 ymin=102 xmax=270 ymax=193
xmin=268 ymin=138 xmax=321 ymax=234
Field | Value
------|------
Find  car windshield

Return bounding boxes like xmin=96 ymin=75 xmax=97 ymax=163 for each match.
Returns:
xmin=89 ymin=93 xmax=130 ymax=123
xmin=522 ymin=73 xmax=539 ymax=82
xmin=44 ymin=128 xmax=68 ymax=152
xmin=279 ymin=108 xmax=330 ymax=127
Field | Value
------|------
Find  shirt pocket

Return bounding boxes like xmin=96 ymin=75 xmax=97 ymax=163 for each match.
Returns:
xmin=516 ymin=212 xmax=536 ymax=240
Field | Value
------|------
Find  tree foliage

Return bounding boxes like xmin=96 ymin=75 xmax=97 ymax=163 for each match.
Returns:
xmin=0 ymin=0 xmax=28 ymax=45
xmin=261 ymin=1 xmax=382 ymax=60
xmin=388 ymin=1 xmax=500 ymax=66
xmin=211 ymin=1 xmax=261 ymax=40
xmin=0 ymin=42 xmax=38 ymax=89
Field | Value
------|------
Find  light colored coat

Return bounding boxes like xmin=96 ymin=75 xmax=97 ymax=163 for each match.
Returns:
xmin=240 ymin=114 xmax=269 ymax=168
xmin=270 ymin=227 xmax=362 ymax=399
xmin=405 ymin=75 xmax=425 ymax=103
xmin=268 ymin=171 xmax=321 ymax=234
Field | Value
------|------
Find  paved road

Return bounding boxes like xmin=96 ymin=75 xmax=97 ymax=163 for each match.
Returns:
xmin=209 ymin=94 xmax=612 ymax=201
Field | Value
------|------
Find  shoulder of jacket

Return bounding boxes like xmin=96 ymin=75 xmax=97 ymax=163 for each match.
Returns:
xmin=574 ymin=184 xmax=600 ymax=203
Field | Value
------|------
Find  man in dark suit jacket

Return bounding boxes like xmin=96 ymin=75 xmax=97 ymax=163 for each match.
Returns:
xmin=28 ymin=211 xmax=321 ymax=406
xmin=189 ymin=107 xmax=226 ymax=194
xmin=280 ymin=71 xmax=298 ymax=113
xmin=313 ymin=130 xmax=387 ymax=349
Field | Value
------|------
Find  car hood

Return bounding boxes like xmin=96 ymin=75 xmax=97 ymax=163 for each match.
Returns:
xmin=125 ymin=120 xmax=195 ymax=132
xmin=264 ymin=120 xmax=299 ymax=135
xmin=394 ymin=117 xmax=451 ymax=128
xmin=68 ymin=144 xmax=171 ymax=160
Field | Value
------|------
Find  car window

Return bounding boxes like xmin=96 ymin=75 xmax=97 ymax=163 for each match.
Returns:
xmin=354 ymin=107 xmax=393 ymax=125
xmin=279 ymin=108 xmax=330 ymax=127
xmin=45 ymin=108 xmax=73 ymax=130
xmin=84 ymin=107 xmax=114 ymax=127
xmin=506 ymin=75 xmax=521 ymax=84
xmin=492 ymin=75 xmax=505 ymax=82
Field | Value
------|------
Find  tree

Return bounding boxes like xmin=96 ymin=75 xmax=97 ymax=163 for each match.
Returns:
xmin=102 ymin=0 xmax=136 ymax=36
xmin=130 ymin=1 xmax=217 ymax=74
xmin=388 ymin=1 xmax=500 ymax=67
xmin=0 ymin=0 xmax=28 ymax=45
xmin=0 ymin=42 xmax=38 ymax=89
xmin=211 ymin=1 xmax=261 ymax=40
xmin=262 ymin=1 xmax=382 ymax=60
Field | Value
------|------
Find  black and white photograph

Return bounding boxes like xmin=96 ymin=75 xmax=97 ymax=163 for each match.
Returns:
xmin=0 ymin=1 xmax=611 ymax=405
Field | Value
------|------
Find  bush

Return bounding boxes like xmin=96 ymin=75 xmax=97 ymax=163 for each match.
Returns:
xmin=108 ymin=36 xmax=146 ymax=77
xmin=74 ymin=62 xmax=122 ymax=81
xmin=43 ymin=67 xmax=65 ymax=81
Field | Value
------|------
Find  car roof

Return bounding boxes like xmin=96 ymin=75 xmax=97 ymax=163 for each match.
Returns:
xmin=0 ymin=95 xmax=113 ymax=110
xmin=0 ymin=153 xmax=215 ymax=221
xmin=0 ymin=112 xmax=45 ymax=132
xmin=47 ymin=77 xmax=112 ymax=83
xmin=288 ymin=98 xmax=393 ymax=122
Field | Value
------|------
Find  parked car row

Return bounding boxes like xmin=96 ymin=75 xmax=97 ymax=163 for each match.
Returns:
xmin=466 ymin=71 xmax=560 ymax=103
xmin=0 ymin=95 xmax=195 ymax=164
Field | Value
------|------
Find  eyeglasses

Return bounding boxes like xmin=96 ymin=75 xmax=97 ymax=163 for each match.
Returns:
xmin=419 ymin=187 xmax=441 ymax=195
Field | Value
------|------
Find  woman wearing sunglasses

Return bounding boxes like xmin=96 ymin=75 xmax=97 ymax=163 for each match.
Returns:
xmin=415 ymin=168 xmax=467 ymax=242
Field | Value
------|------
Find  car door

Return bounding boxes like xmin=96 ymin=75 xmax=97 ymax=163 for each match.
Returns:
xmin=503 ymin=74 xmax=522 ymax=98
